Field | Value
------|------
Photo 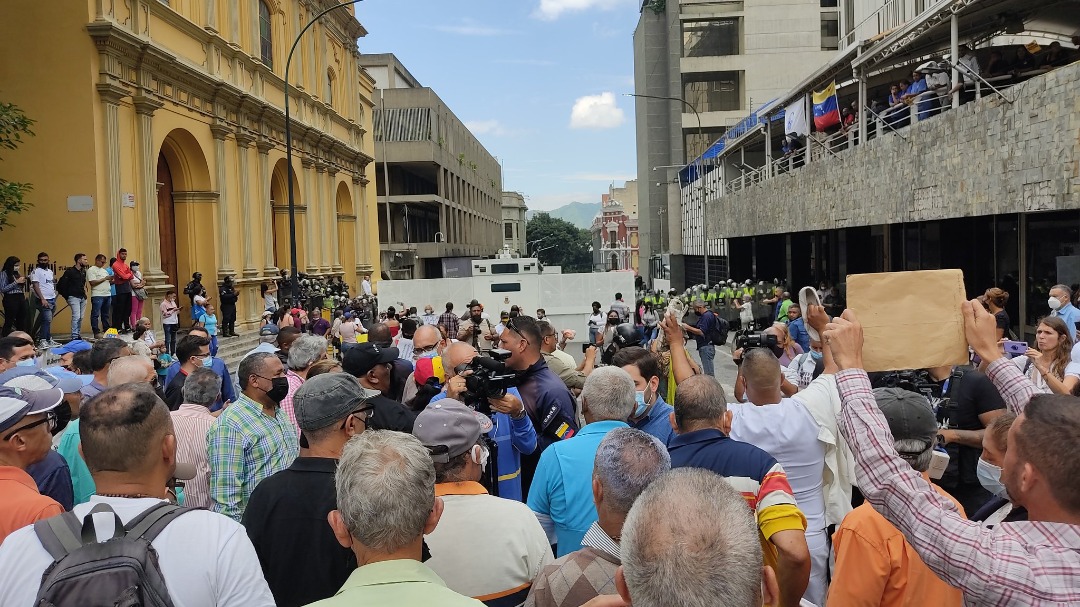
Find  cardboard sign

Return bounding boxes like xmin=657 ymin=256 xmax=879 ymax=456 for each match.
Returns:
xmin=846 ymin=269 xmax=969 ymax=372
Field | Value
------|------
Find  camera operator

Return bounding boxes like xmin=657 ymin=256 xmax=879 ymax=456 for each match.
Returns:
xmin=436 ymin=342 xmax=537 ymax=502
xmin=500 ymin=316 xmax=579 ymax=496
xmin=926 ymin=364 xmax=1007 ymax=515
xmin=732 ymin=327 xmax=799 ymax=403
xmin=457 ymin=301 xmax=498 ymax=352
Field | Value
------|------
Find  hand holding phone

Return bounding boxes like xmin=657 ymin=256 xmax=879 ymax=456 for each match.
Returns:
xmin=1003 ymin=340 xmax=1028 ymax=357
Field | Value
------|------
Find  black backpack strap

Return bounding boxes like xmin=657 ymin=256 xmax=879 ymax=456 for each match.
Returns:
xmin=79 ymin=503 xmax=127 ymax=545
xmin=126 ymin=503 xmax=193 ymax=542
xmin=34 ymin=513 xmax=83 ymax=561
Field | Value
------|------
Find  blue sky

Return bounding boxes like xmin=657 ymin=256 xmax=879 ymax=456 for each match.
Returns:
xmin=354 ymin=0 xmax=640 ymax=211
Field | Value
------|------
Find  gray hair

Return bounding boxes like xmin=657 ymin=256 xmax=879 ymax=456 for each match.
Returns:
xmin=580 ymin=366 xmax=635 ymax=422
xmin=622 ymin=468 xmax=762 ymax=607
xmin=238 ymin=352 xmax=276 ymax=390
xmin=106 ymin=355 xmax=154 ymax=386
xmin=1052 ymin=284 xmax=1073 ymax=300
xmin=335 ymin=430 xmax=435 ymax=553
xmin=181 ymin=367 xmax=221 ymax=408
xmin=288 ymin=335 xmax=326 ymax=370
xmin=594 ymin=428 xmax=671 ymax=515
xmin=692 ymin=298 xmax=705 ymax=307
xmin=895 ymin=437 xmax=935 ymax=473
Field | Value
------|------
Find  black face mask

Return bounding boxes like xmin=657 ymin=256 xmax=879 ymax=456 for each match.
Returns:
xmin=265 ymin=377 xmax=290 ymax=403
xmin=52 ymin=401 xmax=72 ymax=436
xmin=607 ymin=317 xmax=619 ymax=325
xmin=38 ymin=262 xmax=49 ymax=269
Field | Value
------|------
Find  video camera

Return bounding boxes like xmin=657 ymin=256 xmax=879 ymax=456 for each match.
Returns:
xmin=461 ymin=349 xmax=520 ymax=413
xmin=869 ymin=369 xmax=941 ymax=402
xmin=735 ymin=329 xmax=778 ymax=351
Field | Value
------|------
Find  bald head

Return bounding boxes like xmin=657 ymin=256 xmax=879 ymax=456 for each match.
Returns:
xmin=107 ymin=355 xmax=155 ymax=386
xmin=673 ymin=375 xmax=729 ymax=432
xmin=444 ymin=341 xmax=479 ymax=375
xmin=741 ymin=348 xmax=782 ymax=405
xmin=368 ymin=323 xmax=392 ymax=347
xmin=413 ymin=325 xmax=441 ymax=351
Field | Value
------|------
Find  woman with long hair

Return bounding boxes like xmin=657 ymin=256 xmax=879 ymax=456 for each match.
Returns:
xmin=1013 ymin=316 xmax=1074 ymax=394
xmin=771 ymin=321 xmax=803 ymax=366
xmin=984 ymin=287 xmax=1010 ymax=340
xmin=0 ymin=256 xmax=28 ymax=335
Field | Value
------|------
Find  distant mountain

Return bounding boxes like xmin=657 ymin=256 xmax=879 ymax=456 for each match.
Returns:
xmin=528 ymin=201 xmax=601 ymax=230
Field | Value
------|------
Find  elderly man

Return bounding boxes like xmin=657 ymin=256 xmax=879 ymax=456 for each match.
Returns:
xmin=0 ymin=385 xmax=65 ymax=544
xmin=680 ymin=298 xmax=719 ymax=376
xmin=821 ymin=302 xmax=1080 ymax=605
xmin=537 ymin=320 xmax=590 ymax=392
xmin=0 ymin=383 xmax=275 ymax=606
xmin=728 ymin=348 xmax=830 ymax=606
xmin=527 ymin=428 xmax=669 ymax=607
xmin=171 ymin=367 xmax=221 ymax=509
xmin=416 ymin=398 xmax=553 ymax=604
xmin=1048 ymin=283 xmax=1080 ymax=340
xmin=242 ymin=325 xmax=280 ymax=361
xmin=528 ymin=366 xmax=634 ymax=556
xmin=401 ymin=324 xmax=447 ymax=405
xmin=438 ymin=341 xmax=536 ymax=501
xmin=342 ymin=343 xmax=415 ymax=432
xmin=207 ymin=352 xmax=299 ymax=521
xmin=244 ymin=374 xmax=378 ymax=607
xmin=280 ymin=334 xmax=329 ymax=430
xmin=668 ymin=374 xmax=811 ymax=607
xmin=310 ymin=430 xmax=484 ymax=606
xmin=612 ymin=468 xmax=791 ymax=607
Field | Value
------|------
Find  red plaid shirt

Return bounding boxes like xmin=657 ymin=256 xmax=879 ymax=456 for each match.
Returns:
xmin=835 ymin=358 xmax=1080 ymax=606
xmin=438 ymin=311 xmax=460 ymax=339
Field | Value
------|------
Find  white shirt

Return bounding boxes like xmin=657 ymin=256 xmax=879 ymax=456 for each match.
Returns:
xmin=87 ymin=266 xmax=111 ymax=297
xmin=792 ymin=375 xmax=856 ymax=527
xmin=588 ymin=312 xmax=605 ymax=329
xmin=785 ymin=353 xmax=820 ymax=389
xmin=361 ymin=279 xmax=372 ymax=296
xmin=0 ymin=496 xmax=275 ymax=607
xmin=958 ymin=53 xmax=980 ymax=80
xmin=397 ymin=337 xmax=414 ymax=361
xmin=30 ymin=267 xmax=56 ymax=300
xmin=422 ymin=312 xmax=438 ymax=326
xmin=728 ymin=399 xmax=828 ymax=532
xmin=1013 ymin=355 xmax=1051 ymax=393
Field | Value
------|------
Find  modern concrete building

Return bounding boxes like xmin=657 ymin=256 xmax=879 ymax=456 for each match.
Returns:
xmin=359 ymin=53 xmax=503 ymax=279
xmin=633 ymin=0 xmax=857 ymax=288
xmin=502 ymin=192 xmax=528 ymax=256
xmin=0 ymin=0 xmax=379 ymax=335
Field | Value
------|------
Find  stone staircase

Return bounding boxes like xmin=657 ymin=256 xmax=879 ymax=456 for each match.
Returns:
xmin=212 ymin=331 xmax=265 ymax=371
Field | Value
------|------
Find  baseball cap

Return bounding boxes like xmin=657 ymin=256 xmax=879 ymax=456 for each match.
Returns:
xmin=294 ymin=373 xmax=380 ymax=431
xmin=0 ymin=386 xmax=64 ymax=433
xmin=342 ymin=343 xmax=399 ymax=377
xmin=50 ymin=339 xmax=93 ymax=356
xmin=872 ymin=387 xmax=938 ymax=445
xmin=413 ymin=399 xmax=482 ymax=463
xmin=413 ymin=356 xmax=446 ymax=387
xmin=0 ymin=367 xmax=83 ymax=394
xmin=259 ymin=324 xmax=280 ymax=336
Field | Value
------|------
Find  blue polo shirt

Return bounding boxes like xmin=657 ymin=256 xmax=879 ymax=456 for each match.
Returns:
xmin=787 ymin=317 xmax=810 ymax=352
xmin=1052 ymin=302 xmax=1080 ymax=341
xmin=527 ymin=419 xmax=628 ymax=556
xmin=630 ymin=395 xmax=675 ymax=446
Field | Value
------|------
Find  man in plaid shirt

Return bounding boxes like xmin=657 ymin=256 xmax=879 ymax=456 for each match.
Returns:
xmin=438 ymin=302 xmax=460 ymax=341
xmin=823 ymin=301 xmax=1080 ymax=606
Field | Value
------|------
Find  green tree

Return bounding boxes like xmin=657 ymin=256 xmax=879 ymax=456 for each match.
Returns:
xmin=0 ymin=102 xmax=35 ymax=231
xmin=526 ymin=213 xmax=593 ymax=274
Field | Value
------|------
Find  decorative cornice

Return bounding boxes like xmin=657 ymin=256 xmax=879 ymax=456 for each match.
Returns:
xmin=301 ymin=157 xmax=315 ymax=169
xmin=173 ymin=191 xmax=220 ymax=204
xmin=132 ymin=94 xmax=164 ymax=116
xmin=255 ymin=138 xmax=275 ymax=154
xmin=234 ymin=131 xmax=256 ymax=147
xmin=97 ymin=83 xmax=128 ymax=104
xmin=209 ymin=122 xmax=232 ymax=140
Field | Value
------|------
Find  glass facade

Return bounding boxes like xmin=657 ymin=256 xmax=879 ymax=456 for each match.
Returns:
xmin=682 ymin=19 xmax=740 ymax=57
xmin=683 ymin=72 xmax=741 ymax=113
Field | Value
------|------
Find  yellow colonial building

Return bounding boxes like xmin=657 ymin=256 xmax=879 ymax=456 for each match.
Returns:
xmin=0 ymin=0 xmax=380 ymax=333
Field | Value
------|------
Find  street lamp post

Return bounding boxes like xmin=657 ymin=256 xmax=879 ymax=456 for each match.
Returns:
xmin=284 ymin=0 xmax=363 ymax=307
xmin=626 ymin=93 xmax=710 ymax=286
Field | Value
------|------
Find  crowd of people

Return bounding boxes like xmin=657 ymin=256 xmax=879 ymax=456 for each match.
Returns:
xmin=1 ymin=272 xmax=1079 ymax=607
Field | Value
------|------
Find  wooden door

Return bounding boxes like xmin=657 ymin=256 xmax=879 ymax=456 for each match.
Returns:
xmin=157 ymin=153 xmax=178 ymax=288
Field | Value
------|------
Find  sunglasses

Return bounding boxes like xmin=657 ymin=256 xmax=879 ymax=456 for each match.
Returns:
xmin=3 ymin=410 xmax=57 ymax=441
xmin=506 ymin=317 xmax=528 ymax=344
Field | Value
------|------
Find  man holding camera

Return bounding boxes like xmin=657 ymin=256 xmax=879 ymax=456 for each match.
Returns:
xmin=500 ymin=316 xmax=579 ymax=497
xmin=458 ymin=301 xmax=498 ymax=353
xmin=435 ymin=341 xmax=537 ymax=502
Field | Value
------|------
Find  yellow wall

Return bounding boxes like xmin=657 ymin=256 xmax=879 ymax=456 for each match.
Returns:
xmin=0 ymin=0 xmax=380 ymax=335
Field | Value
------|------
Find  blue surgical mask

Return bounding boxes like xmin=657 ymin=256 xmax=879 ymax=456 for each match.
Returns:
xmin=202 ymin=356 xmax=214 ymax=368
xmin=414 ymin=350 xmax=439 ymax=361
xmin=633 ymin=390 xmax=650 ymax=418
xmin=977 ymin=458 xmax=1008 ymax=499
xmin=16 ymin=357 xmax=37 ymax=368
xmin=810 ymin=351 xmax=823 ymax=361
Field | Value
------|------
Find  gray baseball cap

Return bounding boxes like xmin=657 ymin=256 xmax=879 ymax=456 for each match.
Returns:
xmin=294 ymin=373 xmax=380 ymax=431
xmin=872 ymin=387 xmax=939 ymax=445
xmin=413 ymin=398 xmax=483 ymax=463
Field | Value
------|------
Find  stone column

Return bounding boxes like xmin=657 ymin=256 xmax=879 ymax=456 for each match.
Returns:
xmin=256 ymin=139 xmax=277 ymax=275
xmin=234 ymin=132 xmax=258 ymax=277
xmin=228 ymin=0 xmax=239 ymax=44
xmin=210 ymin=123 xmax=234 ymax=275
xmin=301 ymin=156 xmax=316 ymax=272
xmin=132 ymin=94 xmax=165 ymax=281
xmin=314 ymin=160 xmax=329 ymax=272
xmin=206 ymin=0 xmax=218 ymax=33
xmin=352 ymin=174 xmax=365 ymax=272
xmin=97 ymin=84 xmax=127 ymax=254
xmin=328 ymin=165 xmax=343 ymax=272
xmin=251 ymin=0 xmax=261 ymax=57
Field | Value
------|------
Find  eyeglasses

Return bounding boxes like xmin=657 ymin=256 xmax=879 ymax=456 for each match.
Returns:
xmin=3 ymin=410 xmax=57 ymax=441
xmin=341 ymin=405 xmax=375 ymax=429
xmin=506 ymin=317 xmax=528 ymax=344
xmin=413 ymin=343 xmax=439 ymax=356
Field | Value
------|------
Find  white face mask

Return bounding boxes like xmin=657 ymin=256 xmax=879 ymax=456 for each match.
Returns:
xmin=1048 ymin=296 xmax=1063 ymax=311
xmin=977 ymin=457 xmax=1009 ymax=499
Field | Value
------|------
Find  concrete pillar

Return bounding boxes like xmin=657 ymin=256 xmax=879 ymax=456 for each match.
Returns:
xmin=132 ymin=94 xmax=164 ymax=281
xmin=314 ymin=160 xmax=330 ymax=272
xmin=329 ymin=166 xmax=343 ymax=272
xmin=206 ymin=0 xmax=218 ymax=33
xmin=301 ymin=156 xmax=317 ymax=272
xmin=352 ymin=174 xmax=365 ymax=272
xmin=256 ymin=139 xmax=277 ymax=275
xmin=228 ymin=0 xmax=239 ymax=44
xmin=97 ymin=84 xmax=127 ymax=254
xmin=210 ymin=123 xmax=234 ymax=275
xmin=235 ymin=132 xmax=258 ymax=277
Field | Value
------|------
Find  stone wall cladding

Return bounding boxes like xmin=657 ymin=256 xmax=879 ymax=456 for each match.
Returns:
xmin=708 ymin=62 xmax=1080 ymax=238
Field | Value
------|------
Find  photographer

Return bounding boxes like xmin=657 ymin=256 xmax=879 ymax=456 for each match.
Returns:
xmin=500 ymin=316 xmax=579 ymax=495
xmin=436 ymin=341 xmax=537 ymax=501
xmin=732 ymin=326 xmax=799 ymax=402
xmin=457 ymin=301 xmax=498 ymax=352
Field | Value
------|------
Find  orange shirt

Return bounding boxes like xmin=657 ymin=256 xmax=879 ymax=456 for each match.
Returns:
xmin=828 ymin=482 xmax=965 ymax=607
xmin=0 ymin=466 xmax=63 ymax=545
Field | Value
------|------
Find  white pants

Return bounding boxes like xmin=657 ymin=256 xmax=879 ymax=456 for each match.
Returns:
xmin=804 ymin=528 xmax=830 ymax=607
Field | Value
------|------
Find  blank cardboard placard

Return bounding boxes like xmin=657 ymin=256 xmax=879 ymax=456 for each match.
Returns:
xmin=847 ymin=269 xmax=968 ymax=372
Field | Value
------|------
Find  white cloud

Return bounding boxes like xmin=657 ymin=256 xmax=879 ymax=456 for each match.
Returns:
xmin=534 ymin=0 xmax=631 ymax=20
xmin=569 ymin=92 xmax=625 ymax=129
xmin=431 ymin=19 xmax=515 ymax=36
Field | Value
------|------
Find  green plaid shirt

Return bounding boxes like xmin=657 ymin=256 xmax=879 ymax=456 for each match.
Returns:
xmin=207 ymin=394 xmax=298 ymax=521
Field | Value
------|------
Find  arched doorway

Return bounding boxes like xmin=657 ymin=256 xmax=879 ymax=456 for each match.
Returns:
xmin=270 ymin=158 xmax=302 ymax=271
xmin=336 ymin=181 xmax=356 ymax=287
xmin=157 ymin=154 xmax=177 ymax=289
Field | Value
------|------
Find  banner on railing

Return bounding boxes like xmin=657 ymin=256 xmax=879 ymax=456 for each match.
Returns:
xmin=785 ymin=96 xmax=809 ymax=136
xmin=812 ymin=81 xmax=841 ymax=131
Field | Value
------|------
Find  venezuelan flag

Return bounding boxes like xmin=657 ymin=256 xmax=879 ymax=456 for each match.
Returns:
xmin=812 ymin=81 xmax=840 ymax=130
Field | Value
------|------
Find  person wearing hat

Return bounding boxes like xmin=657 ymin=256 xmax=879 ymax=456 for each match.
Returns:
xmin=241 ymin=324 xmax=280 ymax=362
xmin=828 ymin=386 xmax=965 ymax=606
xmin=0 ymin=385 xmax=65 ymax=544
xmin=415 ymin=398 xmax=553 ymax=604
xmin=342 ymin=343 xmax=415 ymax=432
xmin=243 ymin=373 xmax=379 ymax=607
xmin=48 ymin=339 xmax=92 ymax=376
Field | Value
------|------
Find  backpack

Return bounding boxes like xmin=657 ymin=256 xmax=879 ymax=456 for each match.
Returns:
xmin=33 ymin=502 xmax=193 ymax=607
xmin=707 ymin=312 xmax=730 ymax=346
xmin=56 ymin=268 xmax=82 ymax=300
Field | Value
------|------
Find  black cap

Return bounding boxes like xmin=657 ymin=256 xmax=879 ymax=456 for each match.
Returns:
xmin=342 ymin=343 xmax=399 ymax=377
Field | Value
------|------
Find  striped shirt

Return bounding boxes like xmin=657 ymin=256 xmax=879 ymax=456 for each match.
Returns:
xmin=170 ymin=404 xmax=216 ymax=509
xmin=207 ymin=394 xmax=298 ymax=522
xmin=836 ymin=359 xmax=1080 ymax=606
xmin=278 ymin=370 xmax=304 ymax=433
xmin=438 ymin=311 xmax=460 ymax=339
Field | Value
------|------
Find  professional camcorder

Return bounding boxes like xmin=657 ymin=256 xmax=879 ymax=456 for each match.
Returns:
xmin=461 ymin=349 xmax=520 ymax=413
xmin=735 ymin=330 xmax=779 ymax=351
xmin=869 ymin=369 xmax=941 ymax=401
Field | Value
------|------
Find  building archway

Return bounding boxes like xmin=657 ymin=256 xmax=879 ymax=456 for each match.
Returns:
xmin=157 ymin=129 xmax=214 ymax=303
xmin=335 ymin=180 xmax=355 ymax=284
xmin=270 ymin=158 xmax=303 ymax=271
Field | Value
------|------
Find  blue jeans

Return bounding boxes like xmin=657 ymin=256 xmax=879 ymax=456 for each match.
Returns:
xmin=90 ymin=295 xmax=111 ymax=334
xmin=36 ymin=297 xmax=56 ymax=341
xmin=164 ymin=323 xmax=178 ymax=355
xmin=698 ymin=343 xmax=716 ymax=377
xmin=66 ymin=296 xmax=86 ymax=340
xmin=209 ymin=335 xmax=218 ymax=357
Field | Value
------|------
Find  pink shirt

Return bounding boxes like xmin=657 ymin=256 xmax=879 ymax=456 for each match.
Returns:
xmin=169 ymin=404 xmax=217 ymax=508
xmin=278 ymin=370 xmax=304 ymax=433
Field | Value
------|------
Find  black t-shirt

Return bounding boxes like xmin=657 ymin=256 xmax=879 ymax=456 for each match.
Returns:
xmin=163 ymin=371 xmax=188 ymax=411
xmin=242 ymin=457 xmax=355 ymax=607
xmin=367 ymin=394 xmax=416 ymax=433
xmin=943 ymin=369 xmax=1006 ymax=484
xmin=995 ymin=310 xmax=1010 ymax=333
